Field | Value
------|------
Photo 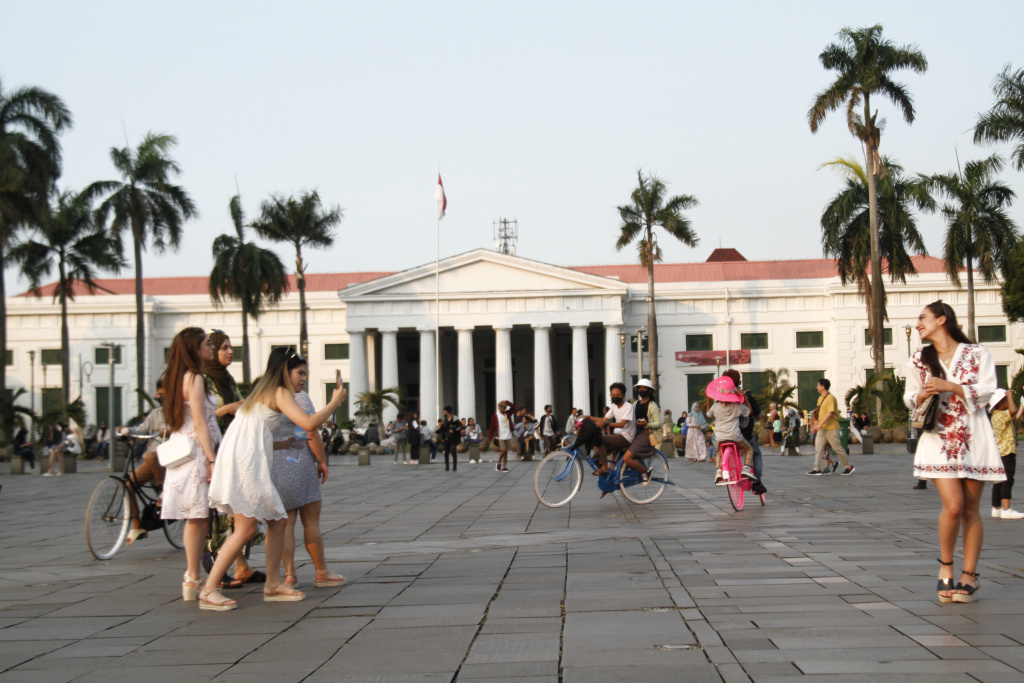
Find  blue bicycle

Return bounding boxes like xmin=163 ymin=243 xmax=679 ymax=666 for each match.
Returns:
xmin=533 ymin=437 xmax=670 ymax=507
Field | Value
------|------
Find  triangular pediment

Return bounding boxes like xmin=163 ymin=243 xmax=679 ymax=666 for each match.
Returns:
xmin=340 ymin=249 xmax=627 ymax=300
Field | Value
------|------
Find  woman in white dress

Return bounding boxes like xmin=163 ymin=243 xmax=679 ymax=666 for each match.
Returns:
xmin=199 ymin=346 xmax=346 ymax=610
xmin=159 ymin=328 xmax=221 ymax=604
xmin=905 ymin=301 xmax=1005 ymax=604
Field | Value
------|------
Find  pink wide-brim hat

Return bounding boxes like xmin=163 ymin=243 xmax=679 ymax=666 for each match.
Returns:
xmin=706 ymin=376 xmax=744 ymax=403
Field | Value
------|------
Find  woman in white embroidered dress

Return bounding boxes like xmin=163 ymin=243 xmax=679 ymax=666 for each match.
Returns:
xmin=905 ymin=301 xmax=1005 ymax=604
xmin=160 ymin=328 xmax=222 ymax=604
xmin=199 ymin=346 xmax=346 ymax=610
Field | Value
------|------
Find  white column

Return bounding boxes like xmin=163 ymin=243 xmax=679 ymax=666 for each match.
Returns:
xmin=457 ymin=327 xmax=476 ymax=420
xmin=572 ymin=324 xmax=590 ymax=414
xmin=494 ymin=325 xmax=514 ymax=406
xmin=381 ymin=329 xmax=399 ymax=423
xmin=533 ymin=324 xmax=552 ymax=412
xmin=419 ymin=328 xmax=437 ymax=422
xmin=605 ymin=324 xmax=622 ymax=389
xmin=348 ymin=330 xmax=368 ymax=420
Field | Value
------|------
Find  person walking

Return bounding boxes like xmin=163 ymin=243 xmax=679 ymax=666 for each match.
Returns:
xmin=807 ymin=379 xmax=854 ymax=476
xmin=988 ymin=389 xmax=1021 ymax=519
xmin=270 ymin=363 xmax=346 ymax=590
xmin=439 ymin=406 xmax=463 ymax=472
xmin=766 ymin=403 xmax=779 ymax=449
xmin=906 ymin=301 xmax=1005 ymax=603
xmin=489 ymin=400 xmax=515 ymax=472
xmin=538 ymin=405 xmax=557 ymax=456
xmin=685 ymin=402 xmax=708 ymax=462
xmin=408 ymin=412 xmax=422 ymax=464
xmin=202 ymin=346 xmax=345 ymax=610
xmin=159 ymin=328 xmax=222 ymax=607
xmin=393 ymin=414 xmax=409 ymax=464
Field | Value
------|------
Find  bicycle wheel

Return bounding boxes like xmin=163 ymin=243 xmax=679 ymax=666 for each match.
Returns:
xmin=85 ymin=478 xmax=131 ymax=560
xmin=534 ymin=450 xmax=583 ymax=508
xmin=723 ymin=446 xmax=744 ymax=511
xmin=619 ymin=452 xmax=669 ymax=505
xmin=163 ymin=518 xmax=185 ymax=549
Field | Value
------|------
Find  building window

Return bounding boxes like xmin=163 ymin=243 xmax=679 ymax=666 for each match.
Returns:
xmin=740 ymin=333 xmax=768 ymax=350
xmin=978 ymin=325 xmax=1007 ymax=343
xmin=864 ymin=328 xmax=893 ymax=346
xmin=797 ymin=370 xmax=826 ymax=412
xmin=685 ymin=334 xmax=713 ymax=352
xmin=742 ymin=371 xmax=767 ymax=398
xmin=95 ymin=386 xmax=123 ymax=426
xmin=686 ymin=373 xmax=715 ymax=407
xmin=4 ymin=349 xmax=11 ymax=366
xmin=629 ymin=335 xmax=649 ymax=353
xmin=232 ymin=346 xmax=244 ymax=359
xmin=996 ymin=365 xmax=1009 ymax=390
xmin=40 ymin=349 xmax=61 ymax=366
xmin=796 ymin=331 xmax=824 ymax=349
xmin=95 ymin=346 xmax=123 ymax=365
xmin=325 ymin=382 xmax=349 ymax=424
xmin=41 ymin=388 xmax=62 ymax=416
xmin=163 ymin=347 xmax=170 ymax=361
xmin=324 ymin=343 xmax=349 ymax=360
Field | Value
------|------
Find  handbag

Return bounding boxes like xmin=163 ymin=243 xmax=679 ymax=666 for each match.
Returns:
xmin=911 ymin=395 xmax=940 ymax=431
xmin=157 ymin=432 xmax=194 ymax=469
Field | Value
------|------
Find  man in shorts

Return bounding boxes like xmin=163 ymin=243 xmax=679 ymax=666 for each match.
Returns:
xmin=580 ymin=382 xmax=636 ymax=476
xmin=488 ymin=400 xmax=515 ymax=472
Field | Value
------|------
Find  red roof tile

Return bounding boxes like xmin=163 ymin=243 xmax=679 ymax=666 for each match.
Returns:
xmin=705 ymin=248 xmax=748 ymax=262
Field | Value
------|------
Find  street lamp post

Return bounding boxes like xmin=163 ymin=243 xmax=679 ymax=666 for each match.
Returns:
xmin=716 ymin=357 xmax=721 ymax=378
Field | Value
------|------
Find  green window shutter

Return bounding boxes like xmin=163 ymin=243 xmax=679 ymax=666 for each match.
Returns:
xmin=325 ymin=382 xmax=350 ymax=423
xmin=864 ymin=328 xmax=893 ymax=346
xmin=629 ymin=336 xmax=649 ymax=353
xmin=41 ymin=388 xmax=62 ymax=415
xmin=796 ymin=331 xmax=824 ymax=349
xmin=686 ymin=373 xmax=715 ymax=407
xmin=95 ymin=386 xmax=123 ymax=426
xmin=41 ymin=349 xmax=61 ymax=365
xmin=740 ymin=333 xmax=768 ymax=350
xmin=685 ymin=334 xmax=713 ymax=351
xmin=95 ymin=346 xmax=123 ymax=365
xmin=978 ymin=326 xmax=1007 ymax=343
xmin=741 ymin=371 xmax=767 ymax=398
xmin=324 ymin=343 xmax=349 ymax=360
xmin=4 ymin=350 xmax=11 ymax=366
xmin=796 ymin=371 xmax=826 ymax=413
xmin=996 ymin=365 xmax=1009 ymax=390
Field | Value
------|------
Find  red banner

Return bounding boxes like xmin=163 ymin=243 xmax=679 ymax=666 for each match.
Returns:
xmin=675 ymin=350 xmax=751 ymax=366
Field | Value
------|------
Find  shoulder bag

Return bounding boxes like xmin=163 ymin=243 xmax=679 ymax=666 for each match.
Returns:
xmin=157 ymin=432 xmax=195 ymax=469
xmin=911 ymin=395 xmax=940 ymax=431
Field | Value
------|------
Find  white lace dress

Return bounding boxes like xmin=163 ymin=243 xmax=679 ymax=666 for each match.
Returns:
xmin=208 ymin=403 xmax=287 ymax=521
xmin=160 ymin=392 xmax=222 ymax=520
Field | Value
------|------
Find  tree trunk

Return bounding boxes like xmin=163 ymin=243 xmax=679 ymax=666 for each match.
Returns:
xmin=966 ymin=254 xmax=976 ymax=342
xmin=241 ymin=304 xmax=251 ymax=385
xmin=296 ymin=244 xmax=308 ymax=357
xmin=866 ymin=142 xmax=885 ymax=378
xmin=0 ymin=242 xmax=7 ymax=398
xmin=58 ymin=255 xmax=69 ymax=409
xmin=133 ymin=233 xmax=147 ymax=412
xmin=646 ymin=233 xmax=659 ymax=393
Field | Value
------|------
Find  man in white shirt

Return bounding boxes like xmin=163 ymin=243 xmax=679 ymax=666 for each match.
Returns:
xmin=581 ymin=382 xmax=636 ymax=476
xmin=565 ymin=408 xmax=578 ymax=436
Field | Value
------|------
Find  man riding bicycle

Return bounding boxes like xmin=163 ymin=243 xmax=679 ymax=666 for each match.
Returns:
xmin=578 ymin=382 xmax=651 ymax=483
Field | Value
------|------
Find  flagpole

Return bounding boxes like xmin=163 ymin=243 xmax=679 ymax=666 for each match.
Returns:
xmin=435 ymin=168 xmax=441 ymax=424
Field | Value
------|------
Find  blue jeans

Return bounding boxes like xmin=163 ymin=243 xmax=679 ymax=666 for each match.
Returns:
xmin=752 ymin=440 xmax=763 ymax=480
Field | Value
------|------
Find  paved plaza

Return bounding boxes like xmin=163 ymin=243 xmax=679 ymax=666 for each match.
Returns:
xmin=3 ymin=446 xmax=1024 ymax=682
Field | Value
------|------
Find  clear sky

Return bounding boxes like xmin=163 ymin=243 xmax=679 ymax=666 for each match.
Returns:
xmin=3 ymin=0 xmax=1023 ymax=295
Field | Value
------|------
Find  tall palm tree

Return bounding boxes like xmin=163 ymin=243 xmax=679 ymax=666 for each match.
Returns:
xmin=809 ymin=24 xmax=927 ymax=377
xmin=87 ymin=133 xmax=197 ymax=408
xmin=0 ymin=388 xmax=37 ymax=443
xmin=209 ymin=195 xmax=289 ymax=384
xmin=251 ymin=190 xmax=342 ymax=356
xmin=1001 ymin=237 xmax=1024 ymax=322
xmin=9 ymin=189 xmax=124 ymax=406
xmin=925 ymin=155 xmax=1019 ymax=340
xmin=820 ymin=156 xmax=933 ymax=322
xmin=758 ymin=368 xmax=798 ymax=412
xmin=0 ymin=77 xmax=72 ymax=394
xmin=355 ymin=387 xmax=403 ymax=430
xmin=615 ymin=170 xmax=699 ymax=393
xmin=974 ymin=64 xmax=1024 ymax=172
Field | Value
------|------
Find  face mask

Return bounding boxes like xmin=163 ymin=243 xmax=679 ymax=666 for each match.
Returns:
xmin=638 ymin=389 xmax=650 ymax=398
xmin=611 ymin=396 xmax=624 ymax=406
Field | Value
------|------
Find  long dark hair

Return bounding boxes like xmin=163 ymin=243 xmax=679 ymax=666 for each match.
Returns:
xmin=163 ymin=327 xmax=210 ymax=432
xmin=920 ymin=300 xmax=972 ymax=378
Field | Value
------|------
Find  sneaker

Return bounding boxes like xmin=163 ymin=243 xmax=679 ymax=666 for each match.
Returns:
xmin=914 ymin=481 xmax=928 ymax=490
xmin=741 ymin=465 xmax=756 ymax=481
xmin=821 ymin=463 xmax=833 ymax=475
xmin=993 ymin=507 xmax=1004 ymax=518
xmin=42 ymin=472 xmax=54 ymax=477
xmin=842 ymin=467 xmax=855 ymax=476
xmin=641 ymin=470 xmax=652 ymax=486
xmin=714 ymin=470 xmax=725 ymax=485
xmin=501 ymin=468 xmax=509 ymax=473
xmin=495 ymin=463 xmax=500 ymax=472
xmin=806 ymin=470 xmax=823 ymax=476
xmin=751 ymin=481 xmax=768 ymax=495
xmin=1001 ymin=508 xmax=1024 ymax=519
xmin=831 ymin=461 xmax=840 ymax=474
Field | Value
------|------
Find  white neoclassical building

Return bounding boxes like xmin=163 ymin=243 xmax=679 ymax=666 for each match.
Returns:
xmin=5 ymin=247 xmax=1022 ymax=428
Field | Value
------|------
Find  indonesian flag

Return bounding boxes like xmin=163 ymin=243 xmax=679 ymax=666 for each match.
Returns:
xmin=435 ymin=172 xmax=447 ymax=220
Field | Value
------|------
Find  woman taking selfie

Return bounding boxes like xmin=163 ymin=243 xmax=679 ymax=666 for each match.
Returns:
xmin=200 ymin=346 xmax=345 ymax=610
xmin=160 ymin=328 xmax=222 ymax=604
xmin=905 ymin=301 xmax=1005 ymax=604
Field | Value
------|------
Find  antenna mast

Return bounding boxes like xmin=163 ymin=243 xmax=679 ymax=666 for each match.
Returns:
xmin=493 ymin=218 xmax=518 ymax=256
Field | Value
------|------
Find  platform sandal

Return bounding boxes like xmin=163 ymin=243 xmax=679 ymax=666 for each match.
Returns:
xmin=182 ymin=574 xmax=200 ymax=602
xmin=936 ymin=559 xmax=955 ymax=603
xmin=199 ymin=588 xmax=238 ymax=611
xmin=952 ymin=570 xmax=980 ymax=604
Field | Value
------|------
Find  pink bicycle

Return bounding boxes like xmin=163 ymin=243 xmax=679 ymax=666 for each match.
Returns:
xmin=718 ymin=440 xmax=765 ymax=511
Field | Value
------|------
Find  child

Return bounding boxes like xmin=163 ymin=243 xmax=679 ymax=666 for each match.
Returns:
xmin=772 ymin=414 xmax=783 ymax=453
xmin=989 ymin=389 xmax=1022 ymax=519
xmin=705 ymin=376 xmax=756 ymax=484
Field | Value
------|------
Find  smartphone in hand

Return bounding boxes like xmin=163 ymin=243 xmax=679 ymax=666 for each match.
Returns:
xmin=336 ymin=369 xmax=342 ymax=385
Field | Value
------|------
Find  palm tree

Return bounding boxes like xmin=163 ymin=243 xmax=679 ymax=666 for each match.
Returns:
xmin=355 ymin=387 xmax=403 ymax=430
xmin=87 ymin=133 xmax=197 ymax=408
xmin=209 ymin=195 xmax=289 ymax=384
xmin=757 ymin=368 xmax=799 ymax=412
xmin=0 ymin=78 xmax=72 ymax=394
xmin=9 ymin=189 xmax=125 ymax=406
xmin=0 ymin=388 xmax=37 ymax=444
xmin=924 ymin=155 xmax=1019 ymax=340
xmin=845 ymin=369 xmax=905 ymax=419
xmin=1001 ymin=237 xmax=1024 ymax=322
xmin=251 ymin=190 xmax=342 ymax=357
xmin=974 ymin=64 xmax=1024 ymax=172
xmin=820 ymin=156 xmax=933 ymax=322
xmin=616 ymin=170 xmax=699 ymax=393
xmin=809 ymin=24 xmax=927 ymax=377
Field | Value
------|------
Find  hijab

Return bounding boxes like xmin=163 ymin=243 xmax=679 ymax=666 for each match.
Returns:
xmin=689 ymin=402 xmax=707 ymax=428
xmin=203 ymin=330 xmax=241 ymax=409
